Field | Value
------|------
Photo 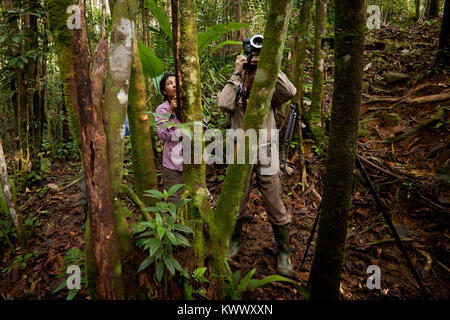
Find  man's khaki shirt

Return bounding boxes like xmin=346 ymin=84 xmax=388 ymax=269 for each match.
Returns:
xmin=217 ymin=70 xmax=297 ymax=142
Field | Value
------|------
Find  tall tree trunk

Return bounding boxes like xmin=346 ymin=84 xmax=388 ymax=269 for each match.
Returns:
xmin=0 ymin=140 xmax=27 ymax=252
xmin=102 ymin=0 xmax=145 ymax=299
xmin=128 ymin=28 xmax=158 ymax=207
xmin=211 ymin=0 xmax=294 ymax=298
xmin=415 ymin=0 xmax=421 ymax=20
xmin=178 ymin=0 xmax=212 ymax=269
xmin=428 ymin=0 xmax=440 ymax=18
xmin=309 ymin=0 xmax=365 ymax=300
xmin=45 ymin=0 xmax=82 ymax=151
xmin=306 ymin=0 xmax=328 ymax=144
xmin=435 ymin=0 xmax=449 ymax=69
xmin=72 ymin=0 xmax=125 ymax=300
xmin=28 ymin=0 xmax=41 ymax=157
xmin=292 ymin=0 xmax=313 ymax=190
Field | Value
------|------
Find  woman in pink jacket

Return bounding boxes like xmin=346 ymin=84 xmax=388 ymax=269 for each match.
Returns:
xmin=155 ymin=73 xmax=184 ymax=204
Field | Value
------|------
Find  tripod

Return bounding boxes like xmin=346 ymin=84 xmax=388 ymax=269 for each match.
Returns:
xmin=280 ymin=103 xmax=298 ymax=172
xmin=300 ymin=155 xmax=429 ymax=299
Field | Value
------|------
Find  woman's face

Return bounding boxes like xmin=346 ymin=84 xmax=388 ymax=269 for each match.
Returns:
xmin=163 ymin=76 xmax=177 ymax=100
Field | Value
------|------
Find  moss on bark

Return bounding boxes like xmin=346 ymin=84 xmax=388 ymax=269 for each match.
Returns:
xmin=309 ymin=0 xmax=365 ymax=300
xmin=178 ymin=0 xmax=213 ymax=269
xmin=128 ymin=29 xmax=158 ymax=206
xmin=305 ymin=0 xmax=328 ymax=144
xmin=45 ymin=0 xmax=81 ymax=150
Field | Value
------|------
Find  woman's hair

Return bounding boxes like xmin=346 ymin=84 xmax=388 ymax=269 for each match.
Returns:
xmin=159 ymin=72 xmax=176 ymax=101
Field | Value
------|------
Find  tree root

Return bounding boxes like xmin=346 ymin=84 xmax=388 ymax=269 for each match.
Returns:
xmin=55 ymin=175 xmax=83 ymax=193
xmin=386 ymin=106 xmax=447 ymax=143
xmin=348 ymin=237 xmax=415 ymax=249
xmin=119 ymin=184 xmax=152 ymax=221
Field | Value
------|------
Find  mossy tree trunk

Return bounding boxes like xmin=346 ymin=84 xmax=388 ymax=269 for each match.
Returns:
xmin=102 ymin=0 xmax=145 ymax=299
xmin=292 ymin=0 xmax=313 ymax=190
xmin=46 ymin=0 xmax=97 ymax=297
xmin=45 ymin=0 xmax=81 ymax=151
xmin=309 ymin=0 xmax=365 ymax=300
xmin=434 ymin=0 xmax=449 ymax=69
xmin=178 ymin=0 xmax=213 ymax=269
xmin=72 ymin=0 xmax=125 ymax=299
xmin=305 ymin=0 xmax=328 ymax=144
xmin=128 ymin=28 xmax=158 ymax=207
xmin=210 ymin=0 xmax=294 ymax=298
xmin=0 ymin=140 xmax=27 ymax=252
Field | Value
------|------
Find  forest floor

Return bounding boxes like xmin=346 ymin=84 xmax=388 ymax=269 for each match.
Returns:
xmin=1 ymin=18 xmax=448 ymax=300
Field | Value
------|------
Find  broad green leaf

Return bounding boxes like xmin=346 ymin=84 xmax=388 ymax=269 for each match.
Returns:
xmin=176 ymin=198 xmax=192 ymax=209
xmin=66 ymin=289 xmax=79 ymax=300
xmin=145 ymin=0 xmax=172 ymax=41
xmin=138 ymin=41 xmax=165 ymax=79
xmin=210 ymin=40 xmax=243 ymax=56
xmin=174 ymin=224 xmax=193 ymax=234
xmin=52 ymin=279 xmax=67 ymax=294
xmin=167 ymin=184 xmax=184 ymax=197
xmin=144 ymin=189 xmax=165 ymax=199
xmin=168 ymin=203 xmax=177 ymax=218
xmin=248 ymin=275 xmax=310 ymax=299
xmin=174 ymin=233 xmax=190 ymax=247
xmin=138 ymin=255 xmax=155 ymax=273
xmin=172 ymin=257 xmax=183 ymax=272
xmin=149 ymin=237 xmax=161 ymax=257
xmin=143 ymin=206 xmax=161 ymax=213
xmin=165 ymin=230 xmax=178 ymax=245
xmin=197 ymin=22 xmax=249 ymax=53
xmin=162 ymin=254 xmax=176 ymax=275
xmin=237 ymin=268 xmax=256 ymax=295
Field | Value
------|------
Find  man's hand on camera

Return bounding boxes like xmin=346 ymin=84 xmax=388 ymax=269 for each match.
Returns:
xmin=235 ymin=55 xmax=247 ymax=77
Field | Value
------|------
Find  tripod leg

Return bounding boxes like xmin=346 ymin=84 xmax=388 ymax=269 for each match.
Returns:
xmin=356 ymin=155 xmax=429 ymax=299
xmin=301 ymin=206 xmax=320 ymax=268
xmin=280 ymin=111 xmax=295 ymax=169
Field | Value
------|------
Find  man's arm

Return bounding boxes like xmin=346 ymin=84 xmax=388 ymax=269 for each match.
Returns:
xmin=218 ymin=55 xmax=248 ymax=114
xmin=272 ymin=70 xmax=297 ymax=108
xmin=217 ymin=74 xmax=241 ymax=114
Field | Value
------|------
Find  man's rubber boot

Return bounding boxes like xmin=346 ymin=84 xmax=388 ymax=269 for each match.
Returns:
xmin=273 ymin=224 xmax=293 ymax=276
xmin=227 ymin=219 xmax=243 ymax=258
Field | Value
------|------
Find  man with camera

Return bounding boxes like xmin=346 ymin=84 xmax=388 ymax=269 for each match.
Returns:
xmin=218 ymin=35 xmax=297 ymax=276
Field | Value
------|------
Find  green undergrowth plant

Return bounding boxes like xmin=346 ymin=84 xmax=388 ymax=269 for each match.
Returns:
xmin=52 ymin=247 xmax=87 ymax=300
xmin=133 ymin=185 xmax=193 ymax=283
xmin=223 ymin=262 xmax=310 ymax=300
xmin=0 ymin=251 xmax=39 ymax=276
xmin=184 ymin=267 xmax=210 ymax=300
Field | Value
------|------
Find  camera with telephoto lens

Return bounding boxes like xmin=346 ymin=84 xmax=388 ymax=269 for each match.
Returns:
xmin=243 ymin=35 xmax=263 ymax=71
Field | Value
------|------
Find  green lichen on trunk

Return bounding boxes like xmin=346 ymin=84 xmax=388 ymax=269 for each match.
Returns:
xmin=102 ymin=0 xmax=144 ymax=299
xmin=305 ymin=0 xmax=328 ymax=144
xmin=45 ymin=0 xmax=81 ymax=150
xmin=128 ymin=29 xmax=158 ymax=206
xmin=103 ymin=0 xmax=136 ymax=196
xmin=211 ymin=0 xmax=294 ymax=298
xmin=309 ymin=0 xmax=365 ymax=300
xmin=178 ymin=0 xmax=213 ymax=268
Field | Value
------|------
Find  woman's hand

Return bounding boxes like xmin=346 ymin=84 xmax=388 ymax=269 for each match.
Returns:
xmin=169 ymin=96 xmax=178 ymax=114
